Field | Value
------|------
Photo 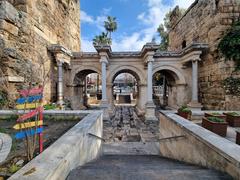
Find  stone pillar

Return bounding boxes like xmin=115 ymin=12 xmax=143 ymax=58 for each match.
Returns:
xmin=57 ymin=60 xmax=64 ymax=108
xmin=83 ymin=77 xmax=88 ymax=108
xmin=145 ymin=58 xmax=157 ymax=122
xmin=147 ymin=61 xmax=153 ymax=102
xmin=100 ymin=56 xmax=110 ymax=120
xmin=101 ymin=61 xmax=107 ymax=102
xmin=163 ymin=75 xmax=168 ymax=107
xmin=188 ymin=59 xmax=202 ymax=111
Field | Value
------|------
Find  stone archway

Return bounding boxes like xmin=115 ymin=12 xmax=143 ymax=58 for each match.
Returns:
xmin=153 ymin=65 xmax=188 ymax=109
xmin=107 ymin=65 xmax=146 ymax=114
xmin=70 ymin=69 xmax=101 ymax=110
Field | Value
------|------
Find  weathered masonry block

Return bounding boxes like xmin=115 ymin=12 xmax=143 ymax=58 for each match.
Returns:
xmin=168 ymin=0 xmax=240 ymax=110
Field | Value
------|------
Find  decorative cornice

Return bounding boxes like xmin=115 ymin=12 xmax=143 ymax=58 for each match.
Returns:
xmin=48 ymin=44 xmax=73 ymax=57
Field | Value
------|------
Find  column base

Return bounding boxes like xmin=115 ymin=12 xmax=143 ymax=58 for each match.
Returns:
xmin=187 ymin=101 xmax=203 ymax=111
xmin=145 ymin=101 xmax=158 ymax=123
xmin=57 ymin=100 xmax=65 ymax=110
xmin=100 ymin=100 xmax=110 ymax=121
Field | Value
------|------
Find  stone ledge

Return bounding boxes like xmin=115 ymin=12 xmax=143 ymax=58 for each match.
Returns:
xmin=159 ymin=111 xmax=240 ymax=179
xmin=9 ymin=112 xmax=103 ymax=180
xmin=0 ymin=133 xmax=12 ymax=164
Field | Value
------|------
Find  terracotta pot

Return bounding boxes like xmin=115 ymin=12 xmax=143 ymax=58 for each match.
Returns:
xmin=202 ymin=117 xmax=228 ymax=137
xmin=177 ymin=111 xmax=191 ymax=120
xmin=223 ymin=113 xmax=240 ymax=127
xmin=204 ymin=113 xmax=226 ymax=121
xmin=236 ymin=131 xmax=240 ymax=145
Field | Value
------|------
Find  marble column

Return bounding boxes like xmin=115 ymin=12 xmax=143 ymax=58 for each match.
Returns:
xmin=145 ymin=58 xmax=157 ymax=122
xmin=192 ymin=60 xmax=198 ymax=102
xmin=57 ymin=60 xmax=64 ymax=108
xmin=100 ymin=57 xmax=110 ymax=120
xmin=101 ymin=61 xmax=107 ymax=102
xmin=147 ymin=61 xmax=153 ymax=102
xmin=188 ymin=59 xmax=202 ymax=111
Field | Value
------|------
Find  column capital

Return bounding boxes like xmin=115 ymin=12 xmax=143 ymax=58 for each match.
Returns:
xmin=145 ymin=56 xmax=155 ymax=64
xmin=48 ymin=44 xmax=72 ymax=65
xmin=56 ymin=59 xmax=64 ymax=66
xmin=100 ymin=56 xmax=108 ymax=64
xmin=191 ymin=58 xmax=201 ymax=63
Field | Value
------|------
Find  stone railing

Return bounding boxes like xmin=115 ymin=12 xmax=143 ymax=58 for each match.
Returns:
xmin=159 ymin=111 xmax=240 ymax=179
xmin=8 ymin=111 xmax=103 ymax=180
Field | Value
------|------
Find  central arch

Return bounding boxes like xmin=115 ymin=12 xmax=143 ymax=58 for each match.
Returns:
xmin=108 ymin=65 xmax=146 ymax=85
xmin=107 ymin=65 xmax=146 ymax=114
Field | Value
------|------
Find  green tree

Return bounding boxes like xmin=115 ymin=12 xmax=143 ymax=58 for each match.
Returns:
xmin=93 ymin=32 xmax=111 ymax=46
xmin=157 ymin=7 xmax=185 ymax=50
xmin=104 ymin=16 xmax=117 ymax=39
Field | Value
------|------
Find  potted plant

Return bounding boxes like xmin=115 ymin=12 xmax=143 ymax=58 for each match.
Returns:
xmin=204 ymin=112 xmax=226 ymax=121
xmin=223 ymin=112 xmax=240 ymax=127
xmin=202 ymin=116 xmax=228 ymax=137
xmin=177 ymin=105 xmax=192 ymax=120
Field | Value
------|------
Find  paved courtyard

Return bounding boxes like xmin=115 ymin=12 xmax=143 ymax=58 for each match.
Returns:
xmin=103 ymin=106 xmax=159 ymax=143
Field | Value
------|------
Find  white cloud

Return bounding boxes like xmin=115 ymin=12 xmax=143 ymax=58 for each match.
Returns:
xmin=81 ymin=0 xmax=195 ymax=52
xmin=81 ymin=38 xmax=96 ymax=52
xmin=81 ymin=10 xmax=94 ymax=23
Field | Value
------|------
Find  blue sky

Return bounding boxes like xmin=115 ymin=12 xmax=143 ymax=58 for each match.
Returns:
xmin=81 ymin=0 xmax=195 ymax=52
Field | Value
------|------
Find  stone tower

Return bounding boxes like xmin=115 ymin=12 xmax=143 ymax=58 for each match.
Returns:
xmin=0 ymin=0 xmax=81 ymax=106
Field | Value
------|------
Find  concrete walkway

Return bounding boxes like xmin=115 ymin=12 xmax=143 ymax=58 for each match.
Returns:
xmin=67 ymin=106 xmax=233 ymax=180
xmin=67 ymin=155 xmax=232 ymax=180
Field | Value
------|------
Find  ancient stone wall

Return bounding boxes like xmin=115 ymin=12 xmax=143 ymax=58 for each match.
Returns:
xmin=169 ymin=0 xmax=240 ymax=110
xmin=0 ymin=0 xmax=80 ymax=106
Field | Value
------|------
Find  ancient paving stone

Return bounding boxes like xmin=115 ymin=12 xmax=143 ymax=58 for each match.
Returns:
xmin=104 ymin=106 xmax=159 ymax=143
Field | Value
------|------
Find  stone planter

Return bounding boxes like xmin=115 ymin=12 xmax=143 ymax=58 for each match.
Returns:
xmin=204 ymin=113 xmax=226 ymax=121
xmin=236 ymin=131 xmax=240 ymax=145
xmin=177 ymin=111 xmax=191 ymax=120
xmin=202 ymin=117 xmax=228 ymax=137
xmin=223 ymin=113 xmax=240 ymax=127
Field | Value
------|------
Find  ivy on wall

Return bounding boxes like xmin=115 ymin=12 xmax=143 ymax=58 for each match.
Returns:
xmin=223 ymin=77 xmax=240 ymax=96
xmin=218 ymin=21 xmax=240 ymax=70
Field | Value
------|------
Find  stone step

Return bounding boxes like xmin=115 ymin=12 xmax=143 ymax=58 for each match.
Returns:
xmin=67 ymin=155 xmax=233 ymax=180
xmin=103 ymin=142 xmax=160 ymax=155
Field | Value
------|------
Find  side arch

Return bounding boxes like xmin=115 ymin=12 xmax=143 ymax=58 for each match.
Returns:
xmin=71 ymin=65 xmax=101 ymax=84
xmin=153 ymin=65 xmax=186 ymax=85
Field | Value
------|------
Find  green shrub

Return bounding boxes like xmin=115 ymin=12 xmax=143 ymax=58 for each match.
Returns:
xmin=0 ymin=90 xmax=8 ymax=108
xmin=9 ymin=164 xmax=21 ymax=174
xmin=223 ymin=77 xmax=240 ymax=96
xmin=178 ymin=105 xmax=191 ymax=113
xmin=44 ymin=103 xmax=57 ymax=110
xmin=210 ymin=112 xmax=222 ymax=116
xmin=218 ymin=21 xmax=240 ymax=70
xmin=227 ymin=112 xmax=240 ymax=116
xmin=207 ymin=117 xmax=225 ymax=123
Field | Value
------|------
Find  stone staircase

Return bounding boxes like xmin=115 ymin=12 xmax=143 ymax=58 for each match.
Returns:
xmin=67 ymin=155 xmax=232 ymax=180
xmin=67 ymin=106 xmax=233 ymax=180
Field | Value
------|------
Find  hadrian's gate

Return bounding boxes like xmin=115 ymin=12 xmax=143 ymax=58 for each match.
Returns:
xmin=49 ymin=42 xmax=208 ymax=120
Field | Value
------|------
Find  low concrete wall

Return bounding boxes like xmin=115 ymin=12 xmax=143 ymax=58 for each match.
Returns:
xmin=159 ymin=111 xmax=240 ymax=179
xmin=9 ymin=112 xmax=103 ymax=180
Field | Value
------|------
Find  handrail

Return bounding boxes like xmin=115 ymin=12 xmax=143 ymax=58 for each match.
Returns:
xmin=159 ymin=135 xmax=186 ymax=142
xmin=88 ymin=133 xmax=106 ymax=142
